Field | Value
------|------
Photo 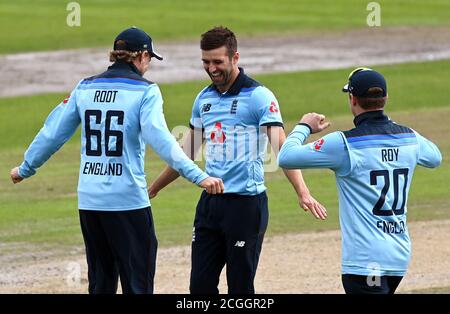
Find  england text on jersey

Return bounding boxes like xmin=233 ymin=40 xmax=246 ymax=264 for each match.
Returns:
xmin=376 ymin=220 xmax=406 ymax=234
xmin=82 ymin=162 xmax=123 ymax=176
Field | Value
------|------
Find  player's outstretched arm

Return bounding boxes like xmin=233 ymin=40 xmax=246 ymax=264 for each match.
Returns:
xmin=286 ymin=169 xmax=328 ymax=220
xmin=12 ymin=92 xmax=81 ymax=182
xmin=141 ymin=86 xmax=218 ymax=191
xmin=148 ymin=166 xmax=180 ymax=198
xmin=148 ymin=128 xmax=218 ymax=198
xmin=149 ymin=167 xmax=224 ymax=198
xmin=268 ymin=125 xmax=328 ymax=220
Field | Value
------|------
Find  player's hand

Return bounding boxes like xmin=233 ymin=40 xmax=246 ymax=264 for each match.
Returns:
xmin=199 ymin=176 xmax=224 ymax=194
xmin=299 ymin=112 xmax=331 ymax=134
xmin=10 ymin=167 xmax=24 ymax=184
xmin=298 ymin=192 xmax=327 ymax=220
xmin=148 ymin=184 xmax=158 ymax=199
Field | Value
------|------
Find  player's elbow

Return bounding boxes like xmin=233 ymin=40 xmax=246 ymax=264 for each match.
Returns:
xmin=427 ymin=146 xmax=443 ymax=168
xmin=277 ymin=150 xmax=297 ymax=169
xmin=432 ymin=151 xmax=442 ymax=168
xmin=422 ymin=153 xmax=442 ymax=168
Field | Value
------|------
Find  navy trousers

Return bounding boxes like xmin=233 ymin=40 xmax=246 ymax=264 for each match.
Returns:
xmin=190 ymin=191 xmax=269 ymax=294
xmin=79 ymin=207 xmax=157 ymax=294
xmin=342 ymin=274 xmax=403 ymax=294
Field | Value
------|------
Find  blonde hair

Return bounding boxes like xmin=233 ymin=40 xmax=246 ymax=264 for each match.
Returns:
xmin=109 ymin=50 xmax=142 ymax=63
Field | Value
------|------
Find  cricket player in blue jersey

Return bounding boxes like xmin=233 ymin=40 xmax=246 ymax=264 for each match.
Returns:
xmin=149 ymin=26 xmax=326 ymax=294
xmin=278 ymin=68 xmax=442 ymax=294
xmin=10 ymin=27 xmax=224 ymax=294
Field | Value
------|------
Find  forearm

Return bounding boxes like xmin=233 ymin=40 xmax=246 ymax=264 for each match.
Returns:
xmin=20 ymin=103 xmax=80 ymax=178
xmin=149 ymin=128 xmax=205 ymax=193
xmin=273 ymin=114 xmax=330 ymax=220
xmin=267 ymin=125 xmax=310 ymax=197
xmin=282 ymin=168 xmax=310 ymax=198
xmin=150 ymin=166 xmax=181 ymax=194
xmin=146 ymin=125 xmax=206 ymax=184
xmin=19 ymin=133 xmax=66 ymax=178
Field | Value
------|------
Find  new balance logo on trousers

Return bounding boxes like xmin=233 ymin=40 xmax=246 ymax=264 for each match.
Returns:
xmin=234 ymin=241 xmax=245 ymax=247
xmin=190 ymin=191 xmax=269 ymax=294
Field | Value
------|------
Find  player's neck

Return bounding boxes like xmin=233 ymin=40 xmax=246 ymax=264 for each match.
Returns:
xmin=216 ymin=67 xmax=240 ymax=93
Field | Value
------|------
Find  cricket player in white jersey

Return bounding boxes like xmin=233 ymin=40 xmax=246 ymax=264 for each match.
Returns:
xmin=278 ymin=68 xmax=442 ymax=294
xmin=10 ymin=27 xmax=224 ymax=294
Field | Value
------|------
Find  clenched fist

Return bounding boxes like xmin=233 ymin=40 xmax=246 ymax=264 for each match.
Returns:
xmin=299 ymin=112 xmax=331 ymax=134
xmin=10 ymin=167 xmax=24 ymax=184
xmin=198 ymin=176 xmax=225 ymax=194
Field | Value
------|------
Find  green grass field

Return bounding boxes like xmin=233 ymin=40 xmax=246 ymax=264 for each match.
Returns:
xmin=0 ymin=60 xmax=448 ymax=248
xmin=1 ymin=0 xmax=450 ymax=54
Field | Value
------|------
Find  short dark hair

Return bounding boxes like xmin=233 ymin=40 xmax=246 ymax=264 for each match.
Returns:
xmin=200 ymin=26 xmax=237 ymax=59
xmin=355 ymin=87 xmax=387 ymax=109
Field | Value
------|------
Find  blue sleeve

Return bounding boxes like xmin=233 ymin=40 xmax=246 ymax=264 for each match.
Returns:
xmin=140 ymin=84 xmax=208 ymax=184
xmin=189 ymin=89 xmax=205 ymax=130
xmin=19 ymin=87 xmax=81 ymax=178
xmin=252 ymin=86 xmax=283 ymax=127
xmin=278 ymin=124 xmax=350 ymax=175
xmin=413 ymin=130 xmax=442 ymax=168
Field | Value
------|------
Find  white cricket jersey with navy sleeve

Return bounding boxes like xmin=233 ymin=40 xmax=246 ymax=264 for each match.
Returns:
xmin=19 ymin=61 xmax=208 ymax=211
xmin=189 ymin=68 xmax=283 ymax=195
xmin=278 ymin=111 xmax=442 ymax=276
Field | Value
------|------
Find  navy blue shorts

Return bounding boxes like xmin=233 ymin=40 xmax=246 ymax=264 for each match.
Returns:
xmin=79 ymin=207 xmax=157 ymax=294
xmin=190 ymin=191 xmax=269 ymax=294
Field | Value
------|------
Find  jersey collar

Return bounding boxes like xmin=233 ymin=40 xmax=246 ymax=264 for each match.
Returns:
xmin=210 ymin=67 xmax=247 ymax=96
xmin=353 ymin=110 xmax=389 ymax=127
xmin=108 ymin=60 xmax=142 ymax=76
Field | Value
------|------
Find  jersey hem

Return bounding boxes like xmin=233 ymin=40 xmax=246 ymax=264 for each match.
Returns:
xmin=342 ymin=265 xmax=407 ymax=276
xmin=78 ymin=202 xmax=151 ymax=211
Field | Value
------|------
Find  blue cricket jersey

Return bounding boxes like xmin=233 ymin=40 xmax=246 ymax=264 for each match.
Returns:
xmin=19 ymin=61 xmax=208 ymax=211
xmin=278 ymin=111 xmax=442 ymax=276
xmin=189 ymin=68 xmax=283 ymax=195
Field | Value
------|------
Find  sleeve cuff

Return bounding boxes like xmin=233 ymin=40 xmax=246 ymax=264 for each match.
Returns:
xmin=289 ymin=124 xmax=311 ymax=141
xmin=297 ymin=123 xmax=312 ymax=134
xmin=260 ymin=122 xmax=284 ymax=128
xmin=189 ymin=122 xmax=204 ymax=131
xmin=194 ymin=172 xmax=209 ymax=185
xmin=18 ymin=161 xmax=35 ymax=178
